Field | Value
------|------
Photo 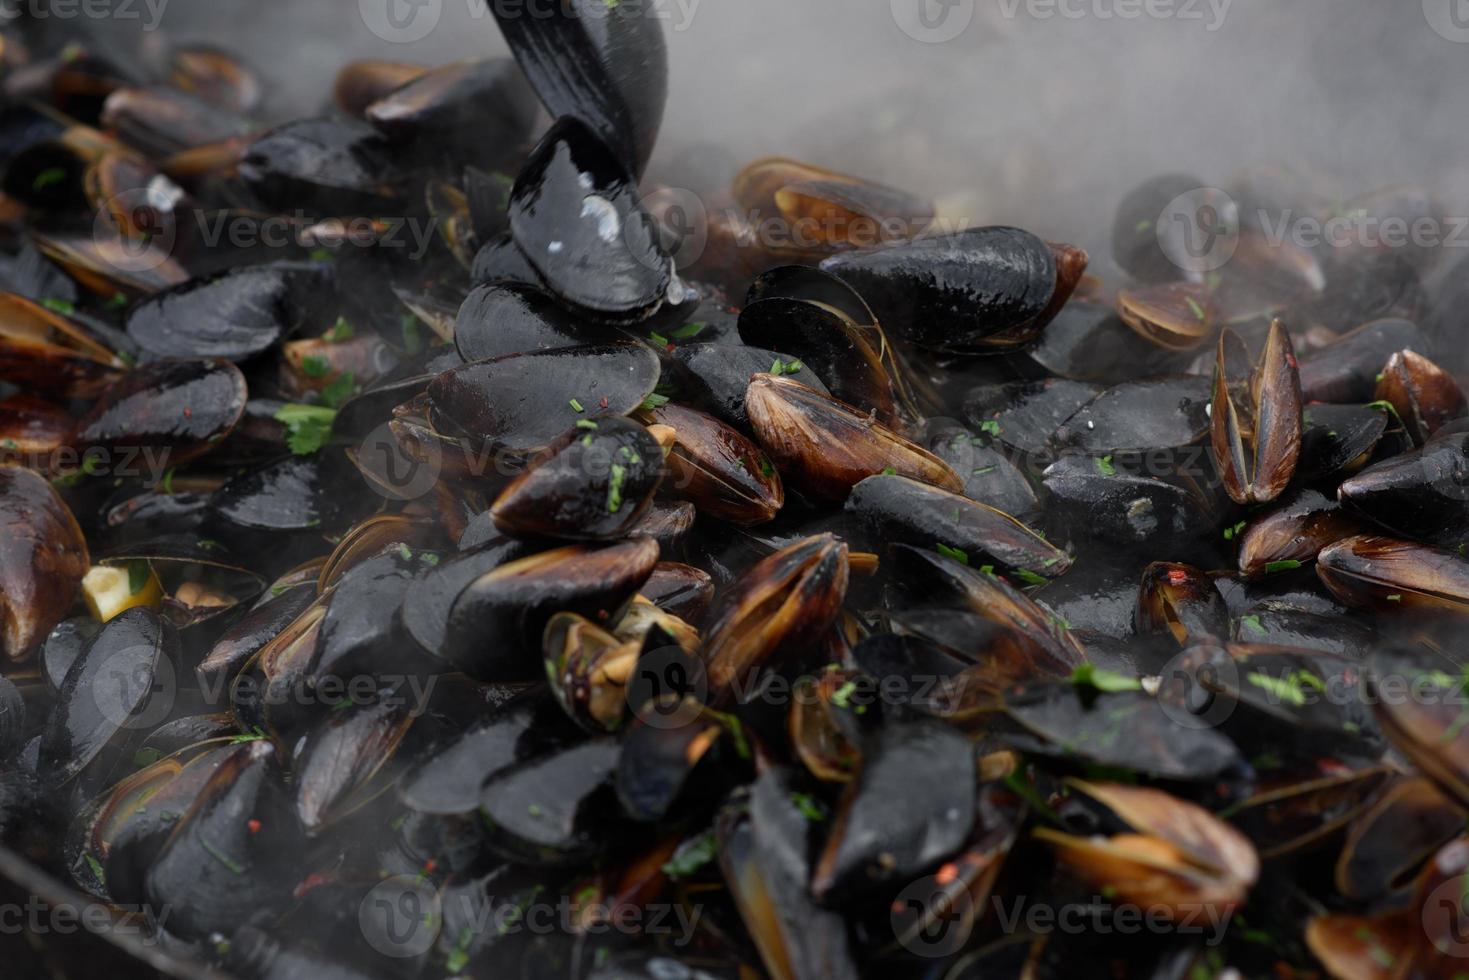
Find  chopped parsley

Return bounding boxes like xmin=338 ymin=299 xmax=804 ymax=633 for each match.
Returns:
xmin=274 ymin=404 xmax=337 ymax=455
xmin=936 ymin=543 xmax=969 ymax=564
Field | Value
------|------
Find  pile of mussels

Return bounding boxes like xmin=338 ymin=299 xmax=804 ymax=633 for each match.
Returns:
xmin=2 ymin=6 xmax=1469 ymax=980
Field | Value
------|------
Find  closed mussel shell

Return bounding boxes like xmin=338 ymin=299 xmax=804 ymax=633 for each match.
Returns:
xmin=648 ymin=402 xmax=782 ymax=525
xmin=1318 ymin=534 xmax=1469 ymax=615
xmin=0 ymin=465 xmax=89 ymax=661
xmin=74 ymin=358 xmax=247 ymax=468
xmin=491 ymin=417 xmax=664 ymax=541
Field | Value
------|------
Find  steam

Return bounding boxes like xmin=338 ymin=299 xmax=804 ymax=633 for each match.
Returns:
xmin=75 ymin=0 xmax=1469 ymax=266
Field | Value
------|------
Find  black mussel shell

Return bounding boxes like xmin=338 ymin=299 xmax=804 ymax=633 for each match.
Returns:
xmin=479 ymin=737 xmax=623 ymax=866
xmin=811 ymin=720 xmax=976 ymax=903
xmin=314 ymin=547 xmax=441 ymax=683
xmin=1299 ymin=404 xmax=1388 ymax=482
xmin=399 ymin=537 xmax=530 ymax=659
xmin=964 ymin=379 xmax=1102 ymax=457
xmin=125 ymin=262 xmax=332 ymax=362
xmin=39 ymin=607 xmax=177 ymax=785
xmin=454 ymin=281 xmax=605 ymax=363
xmin=444 ymin=537 xmax=659 ymax=680
xmin=1338 ymin=430 xmax=1469 ymax=549
xmin=490 ymin=0 xmax=667 ymax=178
xmin=671 ymin=342 xmax=830 ymax=431
xmin=428 ymin=342 xmax=660 ymax=456
xmin=491 ymin=417 xmax=665 ymax=541
xmin=73 ymin=358 xmax=247 ymax=467
xmin=819 ymin=227 xmax=1056 ymax=352
xmin=1054 ymin=376 xmax=1212 ymax=456
xmin=1042 ymin=455 xmax=1209 ymax=549
xmin=365 ymin=57 xmax=537 ymax=163
xmin=1111 ymin=173 xmax=1210 ymax=283
xmin=295 ymin=699 xmax=414 ymax=834
xmin=238 ymin=117 xmax=405 ymax=215
xmin=510 ymin=117 xmax=672 ymax=319
xmin=0 ymin=465 xmax=89 ymax=661
xmin=399 ymin=689 xmax=580 ymax=816
xmin=144 ymin=741 xmax=297 ymax=939
xmin=847 ymin=474 xmax=1070 ymax=582
xmin=1297 ymin=318 xmax=1426 ymax=403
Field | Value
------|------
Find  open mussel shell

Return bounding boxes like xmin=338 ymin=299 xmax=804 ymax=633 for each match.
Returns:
xmin=195 ymin=572 xmax=316 ymax=695
xmin=125 ymin=261 xmax=332 ymax=362
xmin=1209 ymin=320 xmax=1303 ymax=506
xmin=490 ymin=417 xmax=665 ymax=541
xmin=509 ymin=117 xmax=671 ymax=319
xmin=0 ymin=465 xmax=88 ymax=661
xmin=647 ymin=401 xmax=783 ymax=525
xmin=1336 ymin=776 xmax=1465 ymax=902
xmin=1115 ymin=282 xmax=1216 ymax=353
xmin=73 ymin=358 xmax=248 ymax=468
xmin=444 ymin=537 xmax=659 ymax=680
xmin=38 ymin=607 xmax=176 ymax=785
xmin=1135 ymin=562 xmax=1228 ymax=647
xmin=1297 ymin=317 xmax=1426 ymax=403
xmin=1237 ymin=488 xmax=1366 ymax=578
xmin=543 ymin=612 xmax=639 ymax=733
xmin=745 ymin=376 xmax=962 ymax=505
xmin=1036 ymin=780 xmax=1259 ymax=920
xmin=740 ymin=264 xmax=921 ymax=424
xmin=1317 ymin=534 xmax=1469 ymax=615
xmin=144 ymin=740 xmax=297 ymax=940
xmin=702 ymin=533 xmax=849 ymax=705
xmin=847 ymin=475 xmax=1069 ymax=584
xmin=0 ymin=291 xmax=125 ymax=398
xmin=491 ymin=0 xmax=666 ymax=178
xmin=819 ymin=227 xmax=1058 ymax=353
xmin=479 ymin=736 xmax=624 ymax=867
xmin=810 ymin=720 xmax=976 ymax=903
xmin=66 ymin=739 xmax=236 ymax=903
xmin=1375 ymin=348 xmax=1467 ymax=445
xmin=365 ymin=57 xmax=536 ymax=161
xmin=89 ymin=537 xmax=266 ymax=632
xmin=716 ymin=768 xmax=860 ymax=980
xmin=428 ymin=342 xmax=660 ymax=457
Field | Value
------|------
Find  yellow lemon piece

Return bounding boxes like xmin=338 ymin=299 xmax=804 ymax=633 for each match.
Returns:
xmin=83 ymin=562 xmax=164 ymax=623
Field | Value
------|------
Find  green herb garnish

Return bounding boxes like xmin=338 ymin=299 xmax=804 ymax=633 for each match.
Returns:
xmin=1071 ymin=663 xmax=1142 ymax=693
xmin=127 ymin=561 xmax=151 ymax=595
xmin=569 ymin=398 xmax=585 ymax=413
xmin=300 ymin=355 xmax=330 ymax=379
xmin=1263 ymin=559 xmax=1302 ymax=574
xmin=936 ymin=543 xmax=969 ymax=565
xmin=274 ymin=404 xmax=337 ymax=455
xmin=661 ymin=831 xmax=718 ymax=879
xmin=606 ymin=463 xmax=627 ymax=513
xmin=1096 ymin=455 xmax=1116 ymax=476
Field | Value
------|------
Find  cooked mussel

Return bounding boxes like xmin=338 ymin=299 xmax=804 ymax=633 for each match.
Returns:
xmin=1317 ymin=534 xmax=1469 ymax=615
xmin=1374 ymin=348 xmax=1466 ymax=445
xmin=746 ymin=376 xmax=962 ymax=505
xmin=1209 ymin=320 xmax=1303 ymax=505
xmin=818 ymin=227 xmax=1061 ymax=353
xmin=0 ymin=465 xmax=88 ymax=661
xmin=490 ymin=417 xmax=665 ymax=541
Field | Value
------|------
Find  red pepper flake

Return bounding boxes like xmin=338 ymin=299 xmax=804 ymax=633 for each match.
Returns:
xmin=935 ymin=862 xmax=959 ymax=886
xmin=422 ymin=858 xmax=437 ymax=874
xmin=247 ymin=819 xmax=262 ymax=835
xmin=1167 ymin=568 xmax=1189 ymax=586
xmin=598 ymin=396 xmax=609 ymax=409
xmin=182 ymin=407 xmax=193 ymax=418
xmin=1286 ymin=352 xmax=1298 ymax=370
xmin=665 ymin=344 xmax=676 ymax=354
xmin=293 ymin=872 xmax=333 ymax=900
